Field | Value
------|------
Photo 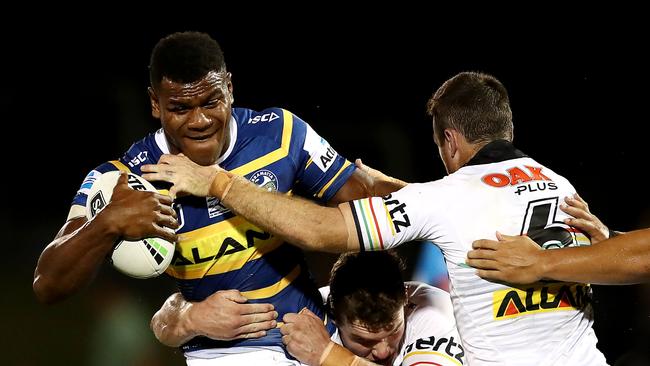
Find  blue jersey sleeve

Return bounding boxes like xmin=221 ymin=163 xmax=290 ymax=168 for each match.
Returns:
xmin=70 ymin=163 xmax=123 ymax=208
xmin=291 ymin=113 xmax=355 ymax=202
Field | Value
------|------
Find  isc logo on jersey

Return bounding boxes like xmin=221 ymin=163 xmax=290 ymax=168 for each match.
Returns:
xmin=247 ymin=112 xmax=279 ymax=124
xmin=492 ymin=283 xmax=591 ymax=320
xmin=127 ymin=151 xmax=149 ymax=168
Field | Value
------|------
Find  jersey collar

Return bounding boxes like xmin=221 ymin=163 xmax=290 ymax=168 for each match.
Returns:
xmin=154 ymin=115 xmax=238 ymax=166
xmin=464 ymin=140 xmax=527 ymax=167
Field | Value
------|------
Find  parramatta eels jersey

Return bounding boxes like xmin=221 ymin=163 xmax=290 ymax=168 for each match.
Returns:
xmin=68 ymin=107 xmax=353 ymax=353
xmin=343 ymin=140 xmax=608 ymax=365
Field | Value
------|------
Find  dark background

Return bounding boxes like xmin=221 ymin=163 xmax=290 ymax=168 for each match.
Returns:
xmin=4 ymin=14 xmax=649 ymax=365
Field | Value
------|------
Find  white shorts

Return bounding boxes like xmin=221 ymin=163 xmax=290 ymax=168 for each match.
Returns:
xmin=185 ymin=347 xmax=303 ymax=366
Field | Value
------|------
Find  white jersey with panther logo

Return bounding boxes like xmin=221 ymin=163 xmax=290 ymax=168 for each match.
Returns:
xmin=323 ymin=282 xmax=465 ymax=366
xmin=343 ymin=143 xmax=608 ymax=365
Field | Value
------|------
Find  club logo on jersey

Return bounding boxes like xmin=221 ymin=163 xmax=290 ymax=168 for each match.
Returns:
xmin=404 ymin=335 xmax=465 ymax=365
xmin=250 ymin=170 xmax=279 ymax=192
xmin=383 ymin=194 xmax=411 ymax=233
xmin=89 ymin=191 xmax=107 ymax=217
xmin=493 ymin=283 xmax=591 ymax=320
xmin=247 ymin=112 xmax=280 ymax=124
xmin=482 ymin=166 xmax=556 ymax=195
xmin=206 ymin=197 xmax=230 ymax=218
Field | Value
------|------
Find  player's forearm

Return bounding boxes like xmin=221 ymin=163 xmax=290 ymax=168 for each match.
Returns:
xmin=33 ymin=215 xmax=120 ymax=304
xmin=151 ymin=292 xmax=196 ymax=347
xmin=212 ymin=172 xmax=349 ymax=253
xmin=370 ymin=175 xmax=408 ymax=197
xmin=540 ymin=229 xmax=650 ymax=284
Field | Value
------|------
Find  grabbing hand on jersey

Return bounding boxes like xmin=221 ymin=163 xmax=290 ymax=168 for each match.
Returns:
xmin=152 ymin=290 xmax=278 ymax=346
xmin=468 ymin=194 xmax=612 ymax=284
xmin=142 ymin=154 xmax=222 ymax=199
xmin=188 ymin=290 xmax=278 ymax=341
xmin=280 ymin=308 xmax=332 ymax=366
xmin=467 ymin=233 xmax=545 ymax=284
xmin=559 ymin=193 xmax=610 ymax=243
xmin=354 ymin=158 xmax=408 ymax=193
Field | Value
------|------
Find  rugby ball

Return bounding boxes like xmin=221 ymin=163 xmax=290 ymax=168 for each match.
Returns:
xmin=85 ymin=171 xmax=175 ymax=279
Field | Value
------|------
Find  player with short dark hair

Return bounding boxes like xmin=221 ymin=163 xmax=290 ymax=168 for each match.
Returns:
xmin=281 ymin=251 xmax=464 ymax=366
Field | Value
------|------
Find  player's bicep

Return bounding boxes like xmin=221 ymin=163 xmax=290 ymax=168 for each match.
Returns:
xmin=56 ymin=216 xmax=88 ymax=240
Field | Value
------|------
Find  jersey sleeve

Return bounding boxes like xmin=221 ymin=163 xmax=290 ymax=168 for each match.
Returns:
xmin=401 ymin=312 xmax=465 ymax=366
xmin=66 ymin=162 xmax=123 ymax=221
xmin=401 ymin=284 xmax=465 ymax=366
xmin=343 ymin=183 xmax=446 ymax=251
xmin=291 ymin=114 xmax=355 ymax=202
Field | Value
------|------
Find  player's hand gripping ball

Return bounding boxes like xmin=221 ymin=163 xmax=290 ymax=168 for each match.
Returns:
xmin=86 ymin=171 xmax=175 ymax=278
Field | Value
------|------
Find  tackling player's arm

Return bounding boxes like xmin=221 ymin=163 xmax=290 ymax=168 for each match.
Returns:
xmin=151 ymin=291 xmax=278 ymax=346
xmin=142 ymin=155 xmax=425 ymax=253
xmin=469 ymin=229 xmax=650 ymax=285
xmin=33 ymin=172 xmax=178 ymax=304
xmin=215 ymin=170 xmax=352 ymax=252
xmin=141 ymin=155 xmax=368 ymax=253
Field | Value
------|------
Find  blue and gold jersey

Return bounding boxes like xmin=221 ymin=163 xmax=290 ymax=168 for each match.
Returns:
xmin=69 ymin=107 xmax=354 ymax=352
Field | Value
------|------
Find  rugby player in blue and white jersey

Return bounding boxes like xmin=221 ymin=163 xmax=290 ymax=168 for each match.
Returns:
xmin=33 ymin=31 xmax=402 ymax=365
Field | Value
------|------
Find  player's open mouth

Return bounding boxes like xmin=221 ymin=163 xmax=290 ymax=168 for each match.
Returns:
xmin=186 ymin=130 xmax=217 ymax=141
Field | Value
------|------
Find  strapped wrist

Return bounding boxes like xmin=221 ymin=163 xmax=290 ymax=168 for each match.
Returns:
xmin=319 ymin=342 xmax=361 ymax=366
xmin=208 ymin=171 xmax=235 ymax=199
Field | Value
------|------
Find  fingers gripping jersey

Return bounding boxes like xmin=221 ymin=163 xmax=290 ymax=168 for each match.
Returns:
xmin=325 ymin=282 xmax=465 ymax=366
xmin=69 ymin=107 xmax=353 ymax=353
xmin=346 ymin=141 xmax=607 ymax=365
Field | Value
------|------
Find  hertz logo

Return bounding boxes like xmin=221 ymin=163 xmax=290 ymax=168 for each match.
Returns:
xmin=493 ymin=283 xmax=591 ymax=320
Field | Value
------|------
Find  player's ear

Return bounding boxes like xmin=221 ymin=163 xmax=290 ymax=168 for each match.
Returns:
xmin=444 ymin=129 xmax=458 ymax=158
xmin=148 ymin=87 xmax=161 ymax=119
xmin=226 ymin=72 xmax=234 ymax=105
